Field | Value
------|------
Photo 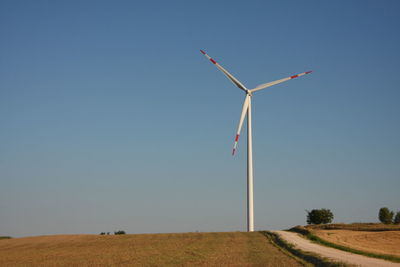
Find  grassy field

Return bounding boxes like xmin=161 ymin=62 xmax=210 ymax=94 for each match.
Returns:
xmin=0 ymin=232 xmax=303 ymax=266
xmin=304 ymin=223 xmax=400 ymax=232
xmin=313 ymin=230 xmax=400 ymax=257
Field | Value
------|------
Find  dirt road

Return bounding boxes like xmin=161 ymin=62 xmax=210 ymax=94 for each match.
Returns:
xmin=274 ymin=230 xmax=400 ymax=267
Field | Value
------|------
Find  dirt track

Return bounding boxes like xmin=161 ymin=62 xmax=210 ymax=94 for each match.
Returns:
xmin=274 ymin=230 xmax=400 ymax=267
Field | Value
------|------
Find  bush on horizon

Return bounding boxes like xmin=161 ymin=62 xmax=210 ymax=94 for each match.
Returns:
xmin=394 ymin=211 xmax=400 ymax=225
xmin=379 ymin=207 xmax=394 ymax=224
xmin=306 ymin=209 xmax=334 ymax=224
xmin=114 ymin=230 xmax=126 ymax=235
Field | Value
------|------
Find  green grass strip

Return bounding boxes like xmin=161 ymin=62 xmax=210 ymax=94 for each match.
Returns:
xmin=260 ymin=231 xmax=350 ymax=267
xmin=0 ymin=236 xmax=11 ymax=240
xmin=305 ymin=223 xmax=400 ymax=232
xmin=289 ymin=227 xmax=400 ymax=263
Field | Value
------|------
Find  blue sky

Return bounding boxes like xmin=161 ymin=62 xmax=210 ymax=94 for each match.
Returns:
xmin=1 ymin=0 xmax=399 ymax=237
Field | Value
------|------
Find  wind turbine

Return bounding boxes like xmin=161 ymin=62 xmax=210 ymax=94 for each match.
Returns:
xmin=200 ymin=49 xmax=312 ymax=232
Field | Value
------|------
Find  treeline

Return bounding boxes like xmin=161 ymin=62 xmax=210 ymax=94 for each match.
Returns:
xmin=306 ymin=207 xmax=400 ymax=225
xmin=379 ymin=207 xmax=400 ymax=224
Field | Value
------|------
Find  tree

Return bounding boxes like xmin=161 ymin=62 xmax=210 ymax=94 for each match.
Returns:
xmin=379 ymin=207 xmax=394 ymax=224
xmin=306 ymin=209 xmax=334 ymax=224
xmin=394 ymin=211 xmax=400 ymax=225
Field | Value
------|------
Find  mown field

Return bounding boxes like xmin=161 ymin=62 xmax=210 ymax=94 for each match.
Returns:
xmin=0 ymin=232 xmax=303 ymax=266
xmin=313 ymin=230 xmax=400 ymax=257
xmin=292 ymin=223 xmax=400 ymax=263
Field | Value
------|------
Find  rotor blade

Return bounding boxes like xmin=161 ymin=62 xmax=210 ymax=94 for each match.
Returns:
xmin=200 ymin=50 xmax=247 ymax=91
xmin=232 ymin=95 xmax=250 ymax=155
xmin=250 ymin=71 xmax=313 ymax=93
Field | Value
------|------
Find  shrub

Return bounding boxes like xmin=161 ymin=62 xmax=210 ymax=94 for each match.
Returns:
xmin=114 ymin=230 xmax=126 ymax=235
xmin=100 ymin=232 xmax=106 ymax=235
xmin=306 ymin=209 xmax=334 ymax=224
xmin=379 ymin=207 xmax=394 ymax=224
xmin=394 ymin=211 xmax=400 ymax=225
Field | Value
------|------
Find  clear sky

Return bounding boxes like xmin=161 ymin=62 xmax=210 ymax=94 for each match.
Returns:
xmin=1 ymin=0 xmax=399 ymax=237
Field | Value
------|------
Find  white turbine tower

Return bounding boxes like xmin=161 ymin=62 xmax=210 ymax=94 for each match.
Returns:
xmin=200 ymin=49 xmax=312 ymax=232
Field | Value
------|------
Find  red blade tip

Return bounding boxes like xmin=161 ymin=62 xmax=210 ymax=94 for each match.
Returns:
xmin=200 ymin=49 xmax=206 ymax=55
xmin=232 ymin=148 xmax=236 ymax=155
xmin=305 ymin=70 xmax=313 ymax=74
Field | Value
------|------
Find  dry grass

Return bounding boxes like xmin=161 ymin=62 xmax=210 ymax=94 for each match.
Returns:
xmin=305 ymin=223 xmax=400 ymax=232
xmin=313 ymin=230 xmax=400 ymax=257
xmin=0 ymin=232 xmax=303 ymax=266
